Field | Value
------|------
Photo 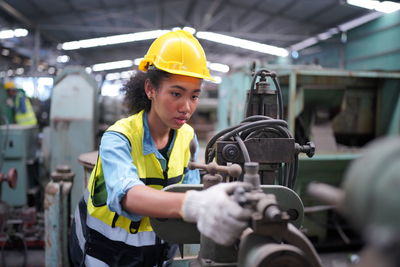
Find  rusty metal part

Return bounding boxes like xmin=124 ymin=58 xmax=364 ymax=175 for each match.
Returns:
xmin=243 ymin=162 xmax=261 ymax=189
xmin=295 ymin=142 xmax=316 ymax=158
xmin=188 ymin=161 xmax=242 ymax=178
xmin=244 ymin=193 xmax=322 ymax=267
xmin=239 ymin=236 xmax=311 ymax=267
xmin=0 ymin=168 xmax=17 ymax=189
xmin=203 ymin=173 xmax=222 ymax=190
xmin=45 ymin=165 xmax=74 ymax=267
xmin=50 ymin=165 xmax=74 ymax=182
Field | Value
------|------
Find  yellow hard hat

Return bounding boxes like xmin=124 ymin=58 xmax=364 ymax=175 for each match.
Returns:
xmin=138 ymin=30 xmax=214 ymax=81
xmin=4 ymin=81 xmax=16 ymax=90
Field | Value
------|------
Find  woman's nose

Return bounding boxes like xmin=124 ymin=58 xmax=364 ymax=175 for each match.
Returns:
xmin=178 ymin=99 xmax=191 ymax=114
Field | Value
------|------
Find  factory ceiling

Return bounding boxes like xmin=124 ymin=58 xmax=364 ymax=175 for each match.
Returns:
xmin=0 ymin=0 xmax=387 ymax=76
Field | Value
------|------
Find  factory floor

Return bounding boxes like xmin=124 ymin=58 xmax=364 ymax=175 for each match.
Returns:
xmin=2 ymin=249 xmax=44 ymax=267
xmin=2 ymin=249 xmax=359 ymax=267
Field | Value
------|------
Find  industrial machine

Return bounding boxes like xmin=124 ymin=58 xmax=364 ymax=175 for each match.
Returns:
xmin=218 ymin=65 xmax=400 ymax=246
xmin=149 ymin=68 xmax=322 ymax=266
xmin=308 ymin=136 xmax=400 ymax=267
xmin=49 ymin=66 xmax=99 ymax=209
xmin=0 ymin=116 xmax=43 ymax=266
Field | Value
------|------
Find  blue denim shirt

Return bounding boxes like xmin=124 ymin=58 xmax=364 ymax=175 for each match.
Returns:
xmin=100 ymin=112 xmax=200 ymax=221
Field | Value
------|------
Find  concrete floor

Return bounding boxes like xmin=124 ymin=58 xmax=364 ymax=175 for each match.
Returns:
xmin=5 ymin=248 xmax=360 ymax=267
xmin=1 ymin=249 xmax=44 ymax=267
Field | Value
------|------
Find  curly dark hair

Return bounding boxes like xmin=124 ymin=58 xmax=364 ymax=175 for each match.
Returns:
xmin=122 ymin=68 xmax=171 ymax=115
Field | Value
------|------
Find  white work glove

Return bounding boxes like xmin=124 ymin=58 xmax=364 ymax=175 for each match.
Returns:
xmin=181 ymin=182 xmax=252 ymax=246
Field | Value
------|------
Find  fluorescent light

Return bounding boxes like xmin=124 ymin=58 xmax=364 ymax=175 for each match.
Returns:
xmin=61 ymin=30 xmax=169 ymax=50
xmin=15 ymin=68 xmax=24 ymax=75
xmin=171 ymin=27 xmax=196 ymax=35
xmin=105 ymin=70 xmax=136 ymax=81
xmin=376 ymin=1 xmax=400 ymax=13
xmin=92 ymin=60 xmax=133 ymax=72
xmin=196 ymin=31 xmax=289 ymax=57
xmin=347 ymin=0 xmax=400 ymax=13
xmin=48 ymin=67 xmax=56 ymax=75
xmin=120 ymin=70 xmax=136 ymax=79
xmin=210 ymin=76 xmax=222 ymax=84
xmin=57 ymin=55 xmax=70 ymax=63
xmin=14 ymin=28 xmax=28 ymax=37
xmin=347 ymin=0 xmax=377 ymax=10
xmin=105 ymin=73 xmax=121 ymax=81
xmin=0 ymin=28 xmax=28 ymax=39
xmin=134 ymin=58 xmax=143 ymax=66
xmin=1 ymin=49 xmax=10 ymax=56
xmin=183 ymin=27 xmax=196 ymax=35
xmin=208 ymin=62 xmax=230 ymax=73
xmin=0 ymin=30 xmax=14 ymax=39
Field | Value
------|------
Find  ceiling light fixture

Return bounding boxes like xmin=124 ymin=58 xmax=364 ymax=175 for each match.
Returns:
xmin=208 ymin=62 xmax=230 ymax=73
xmin=92 ymin=60 xmax=133 ymax=72
xmin=183 ymin=27 xmax=196 ymax=35
xmin=105 ymin=70 xmax=136 ymax=81
xmin=347 ymin=0 xmax=400 ymax=13
xmin=133 ymin=58 xmax=143 ymax=66
xmin=171 ymin=27 xmax=196 ymax=34
xmin=196 ymin=31 xmax=289 ymax=57
xmin=61 ymin=30 xmax=169 ymax=50
xmin=57 ymin=55 xmax=70 ymax=63
xmin=0 ymin=28 xmax=28 ymax=39
xmin=210 ymin=76 xmax=222 ymax=84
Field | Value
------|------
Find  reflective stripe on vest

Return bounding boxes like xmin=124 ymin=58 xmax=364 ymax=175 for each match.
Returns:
xmin=86 ymin=110 xmax=194 ymax=243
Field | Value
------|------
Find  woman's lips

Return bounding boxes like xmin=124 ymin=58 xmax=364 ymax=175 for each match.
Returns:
xmin=174 ymin=117 xmax=187 ymax=125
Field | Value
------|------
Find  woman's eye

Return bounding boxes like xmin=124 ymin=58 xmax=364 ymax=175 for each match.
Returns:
xmin=171 ymin=92 xmax=181 ymax=97
xmin=192 ymin=95 xmax=199 ymax=100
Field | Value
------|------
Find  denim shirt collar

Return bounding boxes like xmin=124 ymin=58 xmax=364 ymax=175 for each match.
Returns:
xmin=142 ymin=112 xmax=157 ymax=156
xmin=142 ymin=111 xmax=176 ymax=158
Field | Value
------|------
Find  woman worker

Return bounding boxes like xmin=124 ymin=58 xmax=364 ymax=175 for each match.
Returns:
xmin=69 ymin=30 xmax=251 ymax=266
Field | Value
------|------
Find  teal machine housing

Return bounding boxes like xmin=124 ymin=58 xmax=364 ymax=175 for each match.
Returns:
xmin=218 ymin=66 xmax=400 ymax=243
xmin=49 ymin=66 xmax=99 ymax=209
xmin=0 ymin=125 xmax=38 ymax=206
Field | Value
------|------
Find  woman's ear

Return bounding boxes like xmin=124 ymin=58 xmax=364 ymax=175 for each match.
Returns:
xmin=144 ymin=79 xmax=155 ymax=100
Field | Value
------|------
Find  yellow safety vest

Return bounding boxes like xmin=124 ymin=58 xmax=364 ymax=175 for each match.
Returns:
xmin=15 ymin=94 xmax=37 ymax=126
xmin=87 ymin=110 xmax=194 ymax=235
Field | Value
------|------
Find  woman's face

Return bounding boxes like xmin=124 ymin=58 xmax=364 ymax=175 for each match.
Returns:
xmin=146 ymin=74 xmax=202 ymax=130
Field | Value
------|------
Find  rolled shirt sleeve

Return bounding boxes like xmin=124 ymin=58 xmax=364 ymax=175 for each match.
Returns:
xmin=100 ymin=131 xmax=144 ymax=221
xmin=99 ymin=128 xmax=201 ymax=221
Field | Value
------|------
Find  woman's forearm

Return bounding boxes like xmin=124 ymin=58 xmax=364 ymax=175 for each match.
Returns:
xmin=121 ymin=185 xmax=186 ymax=218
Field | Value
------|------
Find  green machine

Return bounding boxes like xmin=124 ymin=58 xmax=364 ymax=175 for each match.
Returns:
xmin=1 ymin=76 xmax=39 ymax=207
xmin=0 ymin=124 xmax=38 ymax=206
xmin=218 ymin=65 xmax=400 ymax=245
xmin=49 ymin=66 xmax=99 ymax=210
xmin=308 ymin=136 xmax=400 ymax=267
